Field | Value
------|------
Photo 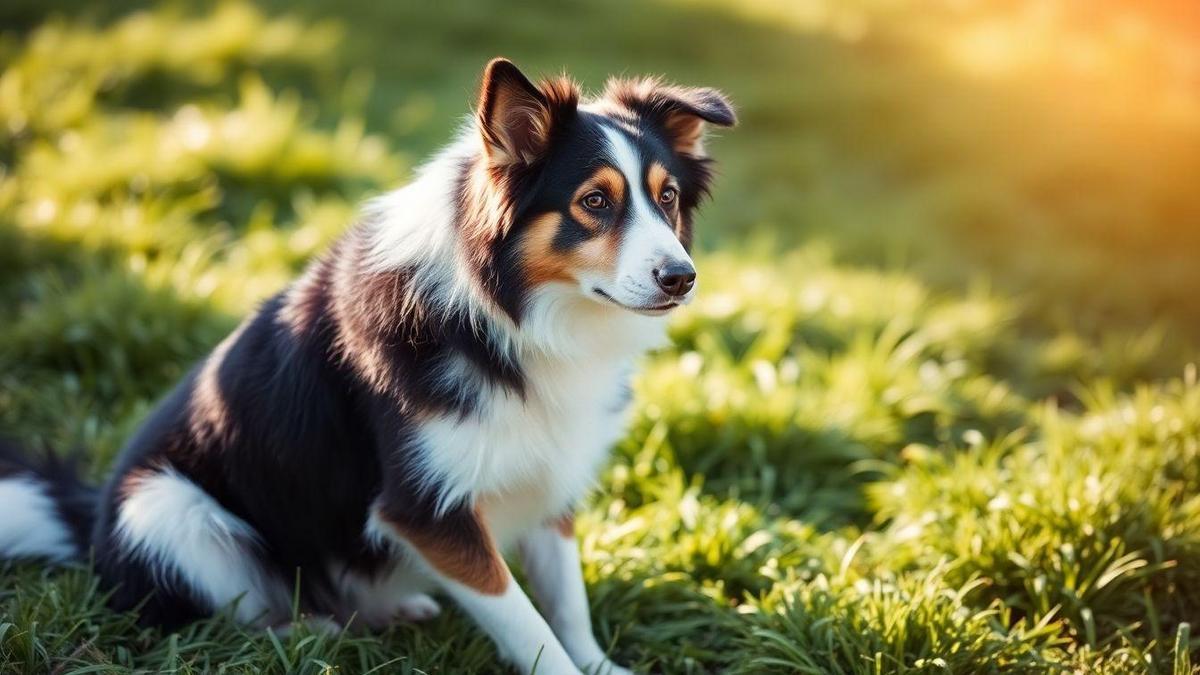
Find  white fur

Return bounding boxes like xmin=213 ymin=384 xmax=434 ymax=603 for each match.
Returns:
xmin=362 ymin=123 xmax=671 ymax=524
xmin=0 ymin=476 xmax=76 ymax=562
xmin=362 ymin=524 xmax=588 ymax=673
xmin=330 ymin=558 xmax=440 ymax=628
xmin=387 ymin=292 xmax=650 ymax=674
xmin=391 ymin=593 xmax=442 ymax=621
xmin=443 ymin=575 xmax=581 ymax=675
xmin=115 ymin=468 xmax=290 ymax=625
xmin=589 ymin=126 xmax=696 ymax=312
xmin=413 ymin=311 xmax=649 ymax=531
xmin=359 ymin=116 xmax=664 ymax=675
xmin=362 ymin=123 xmax=684 ymax=354
xmin=363 ymin=133 xmax=467 ymax=288
xmin=520 ymin=528 xmax=631 ymax=675
xmin=363 ymin=129 xmax=522 ymax=350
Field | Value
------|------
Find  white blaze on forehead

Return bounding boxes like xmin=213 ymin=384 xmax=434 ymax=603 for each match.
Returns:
xmin=599 ymin=126 xmax=690 ymax=275
xmin=600 ymin=125 xmax=657 ymax=226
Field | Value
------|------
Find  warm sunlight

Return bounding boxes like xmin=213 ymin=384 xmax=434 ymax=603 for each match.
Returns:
xmin=2 ymin=1 xmax=1198 ymax=672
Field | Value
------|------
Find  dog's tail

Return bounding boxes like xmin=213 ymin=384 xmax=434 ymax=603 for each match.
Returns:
xmin=0 ymin=439 xmax=97 ymax=563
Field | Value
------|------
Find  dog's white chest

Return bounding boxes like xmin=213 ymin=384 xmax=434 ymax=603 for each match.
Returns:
xmin=415 ymin=353 xmax=633 ymax=546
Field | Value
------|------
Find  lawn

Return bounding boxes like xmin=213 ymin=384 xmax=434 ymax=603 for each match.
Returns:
xmin=2 ymin=1 xmax=1199 ymax=673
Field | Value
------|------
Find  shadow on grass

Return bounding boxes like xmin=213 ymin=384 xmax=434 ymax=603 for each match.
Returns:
xmin=0 ymin=221 xmax=234 ymax=469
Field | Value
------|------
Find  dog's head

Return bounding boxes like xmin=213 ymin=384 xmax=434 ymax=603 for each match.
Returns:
xmin=467 ymin=58 xmax=735 ymax=319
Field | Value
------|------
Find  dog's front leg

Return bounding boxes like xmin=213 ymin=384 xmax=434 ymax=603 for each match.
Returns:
xmin=371 ymin=496 xmax=579 ymax=675
xmin=519 ymin=516 xmax=634 ymax=675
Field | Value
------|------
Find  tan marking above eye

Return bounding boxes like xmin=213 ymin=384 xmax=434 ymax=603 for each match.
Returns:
xmin=569 ymin=166 xmax=625 ymax=231
xmin=646 ymin=162 xmax=687 ymax=238
xmin=647 ymin=161 xmax=680 ymax=208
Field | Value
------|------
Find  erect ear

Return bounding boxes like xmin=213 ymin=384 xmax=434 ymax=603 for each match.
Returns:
xmin=477 ymin=58 xmax=578 ymax=167
xmin=606 ymin=79 xmax=736 ymax=156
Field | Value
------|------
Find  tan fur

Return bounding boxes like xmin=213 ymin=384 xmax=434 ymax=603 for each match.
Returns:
xmin=478 ymin=59 xmax=579 ymax=167
xmin=568 ymin=166 xmax=626 ymax=232
xmin=646 ymin=161 xmax=684 ymax=237
xmin=485 ymin=89 xmax=546 ymax=165
xmin=552 ymin=513 xmax=575 ymax=538
xmin=187 ymin=320 xmax=255 ymax=443
xmin=521 ymin=213 xmax=573 ymax=285
xmin=519 ymin=212 xmax=620 ymax=286
xmin=603 ymin=79 xmax=691 ymax=151
xmin=117 ymin=467 xmax=155 ymax=502
xmin=382 ymin=508 xmax=510 ymax=596
xmin=661 ymin=110 xmax=706 ymax=155
xmin=646 ymin=161 xmax=669 ymax=198
xmin=599 ymin=76 xmax=734 ymax=156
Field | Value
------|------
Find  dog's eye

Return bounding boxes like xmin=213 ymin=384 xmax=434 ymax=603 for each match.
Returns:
xmin=659 ymin=187 xmax=678 ymax=205
xmin=582 ymin=191 xmax=610 ymax=210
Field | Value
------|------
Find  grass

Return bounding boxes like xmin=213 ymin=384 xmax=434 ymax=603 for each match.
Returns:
xmin=1 ymin=1 xmax=1199 ymax=672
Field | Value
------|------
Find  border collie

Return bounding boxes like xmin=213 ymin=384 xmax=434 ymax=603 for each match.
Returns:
xmin=0 ymin=58 xmax=734 ymax=674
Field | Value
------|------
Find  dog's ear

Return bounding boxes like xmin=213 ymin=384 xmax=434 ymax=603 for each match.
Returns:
xmin=657 ymin=87 xmax=736 ymax=156
xmin=604 ymin=79 xmax=736 ymax=156
xmin=477 ymin=58 xmax=578 ymax=167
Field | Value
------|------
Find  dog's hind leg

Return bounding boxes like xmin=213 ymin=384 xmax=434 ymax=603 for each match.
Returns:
xmin=332 ymin=558 xmax=442 ymax=630
xmin=107 ymin=466 xmax=291 ymax=627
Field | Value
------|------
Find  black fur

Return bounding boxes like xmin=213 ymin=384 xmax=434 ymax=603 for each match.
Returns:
xmin=486 ymin=109 xmax=715 ymax=319
xmin=0 ymin=62 xmax=733 ymax=631
xmin=0 ymin=440 xmax=97 ymax=557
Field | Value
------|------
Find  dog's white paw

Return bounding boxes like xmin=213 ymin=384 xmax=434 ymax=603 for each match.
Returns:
xmin=583 ymin=660 xmax=634 ymax=675
xmin=271 ymin=615 xmax=344 ymax=638
xmin=393 ymin=593 xmax=442 ymax=622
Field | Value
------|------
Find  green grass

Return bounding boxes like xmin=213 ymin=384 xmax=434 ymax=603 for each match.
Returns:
xmin=2 ymin=1 xmax=1199 ymax=672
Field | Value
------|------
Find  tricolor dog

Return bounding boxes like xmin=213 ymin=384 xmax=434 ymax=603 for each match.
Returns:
xmin=0 ymin=58 xmax=734 ymax=674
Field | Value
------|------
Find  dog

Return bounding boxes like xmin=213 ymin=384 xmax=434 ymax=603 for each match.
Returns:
xmin=0 ymin=58 xmax=734 ymax=674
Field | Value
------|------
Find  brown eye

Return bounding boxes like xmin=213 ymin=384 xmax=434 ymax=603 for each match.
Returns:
xmin=582 ymin=191 xmax=610 ymax=210
xmin=660 ymin=187 xmax=678 ymax=205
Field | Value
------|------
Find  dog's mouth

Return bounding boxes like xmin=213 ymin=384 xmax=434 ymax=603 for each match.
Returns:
xmin=592 ymin=288 xmax=679 ymax=316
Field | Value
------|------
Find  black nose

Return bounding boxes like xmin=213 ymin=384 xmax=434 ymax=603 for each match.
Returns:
xmin=654 ymin=262 xmax=696 ymax=297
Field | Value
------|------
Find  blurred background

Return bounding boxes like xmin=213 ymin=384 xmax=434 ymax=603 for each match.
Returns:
xmin=2 ymin=1 xmax=1200 ymax=673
